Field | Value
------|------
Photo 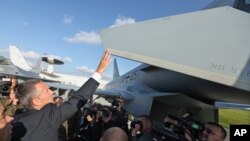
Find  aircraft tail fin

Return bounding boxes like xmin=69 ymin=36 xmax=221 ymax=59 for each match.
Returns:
xmin=113 ymin=58 xmax=120 ymax=79
xmin=9 ymin=45 xmax=32 ymax=71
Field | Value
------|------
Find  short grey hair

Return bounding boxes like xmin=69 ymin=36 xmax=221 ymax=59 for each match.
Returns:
xmin=16 ymin=79 xmax=42 ymax=108
xmin=103 ymin=127 xmax=128 ymax=141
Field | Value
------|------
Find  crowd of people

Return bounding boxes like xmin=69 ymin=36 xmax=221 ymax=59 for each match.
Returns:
xmin=0 ymin=50 xmax=227 ymax=141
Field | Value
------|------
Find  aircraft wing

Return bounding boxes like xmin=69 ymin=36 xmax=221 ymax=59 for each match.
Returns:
xmin=100 ymin=6 xmax=250 ymax=92
xmin=95 ymin=89 xmax=133 ymax=100
xmin=0 ymin=64 xmax=57 ymax=84
xmin=95 ymin=77 xmax=217 ymax=121
xmin=95 ymin=87 xmax=181 ymax=116
xmin=0 ymin=46 xmax=59 ymax=83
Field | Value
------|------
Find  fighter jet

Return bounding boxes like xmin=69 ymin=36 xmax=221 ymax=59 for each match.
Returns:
xmin=96 ymin=0 xmax=250 ymax=123
xmin=0 ymin=51 xmax=60 ymax=96
xmin=0 ymin=53 xmax=51 ymax=81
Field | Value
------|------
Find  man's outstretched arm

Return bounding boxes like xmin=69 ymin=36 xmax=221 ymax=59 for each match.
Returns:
xmin=76 ymin=49 xmax=111 ymax=99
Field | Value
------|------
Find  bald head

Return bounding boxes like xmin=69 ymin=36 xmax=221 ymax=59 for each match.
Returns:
xmin=102 ymin=127 xmax=128 ymax=141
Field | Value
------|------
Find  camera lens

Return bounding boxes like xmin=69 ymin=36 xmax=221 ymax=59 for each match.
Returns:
xmin=3 ymin=86 xmax=9 ymax=91
xmin=112 ymin=100 xmax=120 ymax=107
xmin=130 ymin=120 xmax=143 ymax=129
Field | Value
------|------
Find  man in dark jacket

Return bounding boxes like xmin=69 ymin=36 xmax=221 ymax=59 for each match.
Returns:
xmin=11 ymin=50 xmax=111 ymax=141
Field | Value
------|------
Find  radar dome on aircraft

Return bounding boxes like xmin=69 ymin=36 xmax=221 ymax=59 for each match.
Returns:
xmin=41 ymin=57 xmax=64 ymax=65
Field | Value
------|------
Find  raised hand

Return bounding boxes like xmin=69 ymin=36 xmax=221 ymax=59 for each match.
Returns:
xmin=96 ymin=50 xmax=111 ymax=75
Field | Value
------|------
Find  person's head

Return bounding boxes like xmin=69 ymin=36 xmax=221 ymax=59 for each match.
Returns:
xmin=199 ymin=122 xmax=227 ymax=141
xmin=67 ymin=89 xmax=75 ymax=99
xmin=0 ymin=104 xmax=11 ymax=141
xmin=138 ymin=115 xmax=152 ymax=133
xmin=101 ymin=107 xmax=112 ymax=123
xmin=101 ymin=127 xmax=128 ymax=141
xmin=16 ymin=79 xmax=54 ymax=110
xmin=53 ymin=96 xmax=63 ymax=107
xmin=1 ymin=76 xmax=18 ymax=100
xmin=86 ymin=110 xmax=96 ymax=123
xmin=10 ymin=76 xmax=18 ymax=89
xmin=92 ymin=102 xmax=102 ymax=111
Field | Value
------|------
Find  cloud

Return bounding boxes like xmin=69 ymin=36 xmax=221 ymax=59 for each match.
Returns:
xmin=45 ymin=55 xmax=72 ymax=62
xmin=26 ymin=59 xmax=35 ymax=67
xmin=63 ymin=31 xmax=101 ymax=44
xmin=18 ymin=21 xmax=28 ymax=26
xmin=102 ymin=74 xmax=112 ymax=81
xmin=63 ymin=57 xmax=72 ymax=62
xmin=0 ymin=48 xmax=9 ymax=53
xmin=75 ymin=66 xmax=95 ymax=73
xmin=21 ymin=50 xmax=72 ymax=65
xmin=63 ymin=16 xmax=135 ymax=45
xmin=45 ymin=54 xmax=61 ymax=60
xmin=75 ymin=65 xmax=112 ymax=81
xmin=110 ymin=16 xmax=136 ymax=27
xmin=22 ymin=51 xmax=41 ymax=59
xmin=62 ymin=15 xmax=74 ymax=25
xmin=21 ymin=51 xmax=41 ymax=67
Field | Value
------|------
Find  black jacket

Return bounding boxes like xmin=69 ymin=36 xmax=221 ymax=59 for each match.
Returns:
xmin=11 ymin=78 xmax=99 ymax=141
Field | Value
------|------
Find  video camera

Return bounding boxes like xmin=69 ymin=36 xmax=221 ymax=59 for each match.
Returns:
xmin=111 ymin=99 xmax=120 ymax=107
xmin=164 ymin=112 xmax=205 ymax=141
xmin=99 ymin=108 xmax=111 ymax=118
xmin=130 ymin=120 xmax=143 ymax=130
xmin=0 ymin=77 xmax=12 ymax=96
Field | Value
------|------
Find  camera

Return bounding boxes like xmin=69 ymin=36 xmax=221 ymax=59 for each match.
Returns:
xmin=0 ymin=78 xmax=12 ymax=96
xmin=130 ymin=120 xmax=143 ymax=129
xmin=86 ymin=109 xmax=96 ymax=117
xmin=111 ymin=99 xmax=120 ymax=107
xmin=164 ymin=113 xmax=205 ymax=140
xmin=100 ymin=109 xmax=111 ymax=118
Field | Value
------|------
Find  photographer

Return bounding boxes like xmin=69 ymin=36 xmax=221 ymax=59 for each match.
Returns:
xmin=101 ymin=106 xmax=116 ymax=135
xmin=130 ymin=115 xmax=154 ymax=141
xmin=77 ymin=109 xmax=102 ymax=141
xmin=0 ymin=76 xmax=23 ymax=123
xmin=163 ymin=114 xmax=227 ymax=141
xmin=197 ymin=122 xmax=227 ymax=141
xmin=111 ymin=98 xmax=129 ymax=134
xmin=182 ymin=122 xmax=226 ymax=141
xmin=0 ymin=103 xmax=11 ymax=141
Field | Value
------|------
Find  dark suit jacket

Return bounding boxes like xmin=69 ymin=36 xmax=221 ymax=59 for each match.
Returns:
xmin=11 ymin=78 xmax=99 ymax=141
